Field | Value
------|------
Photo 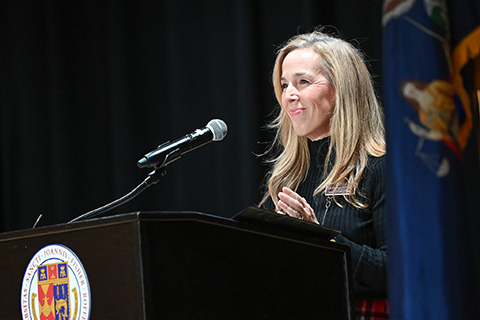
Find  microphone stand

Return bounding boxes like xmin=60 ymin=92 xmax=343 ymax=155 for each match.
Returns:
xmin=67 ymin=168 xmax=167 ymax=224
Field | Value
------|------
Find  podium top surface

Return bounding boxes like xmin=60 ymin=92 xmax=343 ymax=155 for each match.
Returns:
xmin=0 ymin=209 xmax=341 ymax=246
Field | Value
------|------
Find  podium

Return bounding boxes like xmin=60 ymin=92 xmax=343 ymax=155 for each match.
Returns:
xmin=0 ymin=211 xmax=353 ymax=319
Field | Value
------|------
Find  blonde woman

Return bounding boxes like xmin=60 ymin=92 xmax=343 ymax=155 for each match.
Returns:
xmin=260 ymin=31 xmax=388 ymax=319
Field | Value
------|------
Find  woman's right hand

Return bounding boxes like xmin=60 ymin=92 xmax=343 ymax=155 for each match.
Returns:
xmin=277 ymin=187 xmax=319 ymax=224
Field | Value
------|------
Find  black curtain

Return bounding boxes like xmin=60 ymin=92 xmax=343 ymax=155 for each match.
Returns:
xmin=0 ymin=1 xmax=382 ymax=232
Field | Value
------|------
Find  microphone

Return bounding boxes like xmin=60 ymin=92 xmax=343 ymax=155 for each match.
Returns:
xmin=137 ymin=119 xmax=228 ymax=169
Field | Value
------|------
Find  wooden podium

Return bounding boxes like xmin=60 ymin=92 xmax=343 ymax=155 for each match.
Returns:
xmin=0 ymin=211 xmax=353 ymax=319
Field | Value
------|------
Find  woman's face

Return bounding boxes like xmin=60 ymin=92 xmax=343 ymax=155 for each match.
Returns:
xmin=280 ymin=48 xmax=335 ymax=141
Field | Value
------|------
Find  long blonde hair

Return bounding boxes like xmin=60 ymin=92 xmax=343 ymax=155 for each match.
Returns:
xmin=260 ymin=30 xmax=386 ymax=210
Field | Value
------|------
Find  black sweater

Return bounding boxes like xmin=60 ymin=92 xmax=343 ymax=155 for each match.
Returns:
xmin=263 ymin=137 xmax=387 ymax=297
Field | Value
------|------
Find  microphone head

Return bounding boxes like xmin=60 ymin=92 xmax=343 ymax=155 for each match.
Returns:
xmin=207 ymin=119 xmax=228 ymax=141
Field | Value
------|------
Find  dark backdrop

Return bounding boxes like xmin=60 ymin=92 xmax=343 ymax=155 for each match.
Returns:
xmin=0 ymin=1 xmax=382 ymax=232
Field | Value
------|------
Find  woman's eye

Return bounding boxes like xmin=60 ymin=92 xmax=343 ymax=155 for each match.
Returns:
xmin=281 ymin=83 xmax=288 ymax=89
xmin=299 ymin=79 xmax=310 ymax=85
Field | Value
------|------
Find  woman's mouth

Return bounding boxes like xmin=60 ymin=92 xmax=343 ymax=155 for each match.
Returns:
xmin=289 ymin=107 xmax=306 ymax=116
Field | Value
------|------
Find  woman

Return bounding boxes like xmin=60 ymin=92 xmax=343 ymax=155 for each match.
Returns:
xmin=259 ymin=30 xmax=388 ymax=319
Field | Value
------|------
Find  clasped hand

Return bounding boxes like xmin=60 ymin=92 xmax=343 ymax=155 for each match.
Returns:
xmin=277 ymin=187 xmax=319 ymax=224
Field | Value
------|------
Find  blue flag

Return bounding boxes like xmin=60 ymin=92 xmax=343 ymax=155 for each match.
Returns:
xmin=382 ymin=0 xmax=480 ymax=319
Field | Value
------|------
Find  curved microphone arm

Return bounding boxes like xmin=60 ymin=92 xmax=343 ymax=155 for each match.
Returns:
xmin=67 ymin=168 xmax=167 ymax=224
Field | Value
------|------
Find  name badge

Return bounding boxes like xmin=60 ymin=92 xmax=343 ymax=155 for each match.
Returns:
xmin=325 ymin=184 xmax=351 ymax=196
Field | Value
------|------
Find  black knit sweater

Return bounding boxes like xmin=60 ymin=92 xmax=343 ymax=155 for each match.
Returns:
xmin=263 ymin=137 xmax=387 ymax=298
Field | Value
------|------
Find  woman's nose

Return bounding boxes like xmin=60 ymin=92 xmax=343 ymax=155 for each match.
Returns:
xmin=285 ymin=85 xmax=299 ymax=100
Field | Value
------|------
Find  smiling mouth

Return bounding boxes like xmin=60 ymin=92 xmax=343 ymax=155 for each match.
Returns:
xmin=289 ymin=108 xmax=305 ymax=116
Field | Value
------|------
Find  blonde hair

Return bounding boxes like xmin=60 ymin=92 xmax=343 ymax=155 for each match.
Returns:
xmin=260 ymin=30 xmax=386 ymax=210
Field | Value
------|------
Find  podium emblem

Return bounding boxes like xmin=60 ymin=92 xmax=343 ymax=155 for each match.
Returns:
xmin=21 ymin=244 xmax=91 ymax=320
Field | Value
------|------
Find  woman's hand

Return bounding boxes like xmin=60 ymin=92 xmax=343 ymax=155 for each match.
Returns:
xmin=277 ymin=187 xmax=319 ymax=224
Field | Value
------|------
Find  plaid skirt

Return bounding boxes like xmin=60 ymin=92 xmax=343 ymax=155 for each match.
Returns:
xmin=354 ymin=299 xmax=389 ymax=320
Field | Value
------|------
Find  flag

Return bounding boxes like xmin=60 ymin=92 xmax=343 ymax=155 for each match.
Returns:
xmin=382 ymin=0 xmax=480 ymax=319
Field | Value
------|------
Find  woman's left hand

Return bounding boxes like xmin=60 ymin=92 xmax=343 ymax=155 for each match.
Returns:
xmin=277 ymin=187 xmax=319 ymax=224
